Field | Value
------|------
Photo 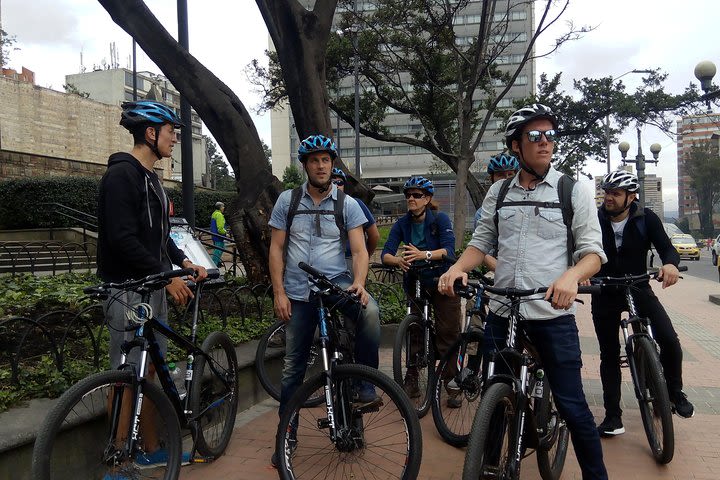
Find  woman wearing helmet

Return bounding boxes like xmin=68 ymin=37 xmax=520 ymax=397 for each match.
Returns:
xmin=380 ymin=176 xmax=462 ymax=406
xmin=590 ymin=169 xmax=693 ymax=436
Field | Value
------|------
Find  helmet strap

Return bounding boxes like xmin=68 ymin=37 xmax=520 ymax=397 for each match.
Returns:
xmin=410 ymin=206 xmax=427 ymax=219
xmin=517 ymin=144 xmax=549 ymax=182
xmin=144 ymin=125 xmax=163 ymax=160
xmin=605 ymin=191 xmax=632 ymax=218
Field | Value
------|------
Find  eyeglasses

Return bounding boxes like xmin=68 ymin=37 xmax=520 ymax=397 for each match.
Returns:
xmin=525 ymin=129 xmax=557 ymax=143
xmin=404 ymin=192 xmax=426 ymax=199
xmin=332 ymin=179 xmax=345 ymax=186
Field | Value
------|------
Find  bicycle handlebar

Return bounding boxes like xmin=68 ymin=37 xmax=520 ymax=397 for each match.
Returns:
xmin=298 ymin=262 xmax=362 ymax=306
xmin=591 ymin=265 xmax=687 ymax=286
xmin=453 ymin=279 xmax=600 ymax=299
xmin=84 ymin=267 xmax=196 ymax=297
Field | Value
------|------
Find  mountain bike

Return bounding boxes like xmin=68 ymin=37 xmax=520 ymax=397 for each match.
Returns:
xmin=430 ymin=269 xmax=491 ymax=447
xmin=392 ymin=259 xmax=446 ymax=417
xmin=32 ymin=268 xmax=239 ymax=480
xmin=275 ymin=262 xmax=422 ymax=480
xmin=461 ymin=281 xmax=599 ymax=480
xmin=589 ymin=265 xmax=687 ymax=464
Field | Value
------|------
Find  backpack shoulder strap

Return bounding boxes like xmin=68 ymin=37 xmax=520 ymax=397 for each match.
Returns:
xmin=335 ymin=189 xmax=347 ymax=252
xmin=283 ymin=187 xmax=303 ymax=258
xmin=557 ymin=174 xmax=576 ymax=266
xmin=636 ymin=212 xmax=647 ymax=242
xmin=493 ymin=177 xmax=514 ymax=233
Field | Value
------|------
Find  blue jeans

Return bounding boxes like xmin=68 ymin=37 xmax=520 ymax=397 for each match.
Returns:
xmin=278 ymin=275 xmax=381 ymax=417
xmin=483 ymin=312 xmax=608 ymax=480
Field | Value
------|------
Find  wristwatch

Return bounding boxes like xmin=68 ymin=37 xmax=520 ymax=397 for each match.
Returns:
xmin=425 ymin=251 xmax=432 ymax=260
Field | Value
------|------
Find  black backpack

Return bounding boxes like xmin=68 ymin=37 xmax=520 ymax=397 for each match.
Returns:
xmin=493 ymin=174 xmax=576 ymax=266
xmin=283 ymin=186 xmax=347 ymax=256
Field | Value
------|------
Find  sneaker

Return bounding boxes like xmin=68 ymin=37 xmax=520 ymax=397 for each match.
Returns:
xmin=271 ymin=437 xmax=297 ymax=468
xmin=356 ymin=383 xmax=381 ymax=405
xmin=135 ymin=448 xmax=191 ymax=467
xmin=446 ymin=390 xmax=463 ymax=408
xmin=447 ymin=367 xmax=474 ymax=391
xmin=597 ymin=415 xmax=625 ymax=437
xmin=671 ymin=391 xmax=695 ymax=418
xmin=403 ymin=374 xmax=421 ymax=399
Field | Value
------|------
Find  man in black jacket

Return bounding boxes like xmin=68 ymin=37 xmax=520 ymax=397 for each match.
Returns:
xmin=592 ymin=170 xmax=693 ymax=438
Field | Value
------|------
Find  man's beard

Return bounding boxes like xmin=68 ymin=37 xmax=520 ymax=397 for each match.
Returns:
xmin=308 ymin=176 xmax=331 ymax=192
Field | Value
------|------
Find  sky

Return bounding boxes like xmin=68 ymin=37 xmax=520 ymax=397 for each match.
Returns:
xmin=3 ymin=0 xmax=720 ymax=215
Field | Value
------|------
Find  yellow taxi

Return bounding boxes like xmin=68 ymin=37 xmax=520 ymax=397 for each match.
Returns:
xmin=671 ymin=234 xmax=700 ymax=261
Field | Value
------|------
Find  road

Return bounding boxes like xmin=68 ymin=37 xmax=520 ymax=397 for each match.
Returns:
xmin=680 ymin=249 xmax=718 ymax=283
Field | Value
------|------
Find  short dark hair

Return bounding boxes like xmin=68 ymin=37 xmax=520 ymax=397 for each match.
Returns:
xmin=130 ymin=125 xmax=152 ymax=146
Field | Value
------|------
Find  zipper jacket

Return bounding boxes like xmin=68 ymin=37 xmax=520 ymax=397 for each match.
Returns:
xmin=97 ymin=152 xmax=186 ymax=282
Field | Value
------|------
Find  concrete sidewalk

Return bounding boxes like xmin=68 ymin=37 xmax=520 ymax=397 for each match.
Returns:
xmin=182 ymin=273 xmax=720 ymax=479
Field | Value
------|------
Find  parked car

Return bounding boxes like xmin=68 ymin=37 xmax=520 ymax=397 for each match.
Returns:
xmin=671 ymin=234 xmax=700 ymax=261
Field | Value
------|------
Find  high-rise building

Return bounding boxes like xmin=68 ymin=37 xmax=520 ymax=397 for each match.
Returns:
xmin=676 ymin=112 xmax=720 ymax=218
xmin=65 ymin=68 xmax=208 ymax=186
xmin=271 ymin=0 xmax=535 ymax=186
xmin=594 ymin=166 xmax=664 ymax=219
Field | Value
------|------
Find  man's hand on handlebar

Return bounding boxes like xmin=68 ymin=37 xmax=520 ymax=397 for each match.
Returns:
xmin=657 ymin=264 xmax=679 ymax=289
xmin=346 ymin=282 xmax=370 ymax=306
xmin=165 ymin=263 xmax=208 ymax=305
xmin=438 ymin=267 xmax=468 ymax=297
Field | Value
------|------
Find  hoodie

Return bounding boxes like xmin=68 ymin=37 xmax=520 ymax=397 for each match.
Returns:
xmin=97 ymin=152 xmax=186 ymax=282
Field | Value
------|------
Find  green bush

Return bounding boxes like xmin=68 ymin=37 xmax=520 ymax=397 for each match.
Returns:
xmin=0 ymin=176 xmax=237 ymax=230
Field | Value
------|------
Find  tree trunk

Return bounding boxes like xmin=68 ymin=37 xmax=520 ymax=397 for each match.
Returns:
xmin=97 ymin=0 xmax=280 ymax=283
xmin=256 ymin=0 xmax=373 ymax=203
xmin=697 ymin=188 xmax=715 ymax=238
xmin=452 ymin=153 xmax=472 ymax=249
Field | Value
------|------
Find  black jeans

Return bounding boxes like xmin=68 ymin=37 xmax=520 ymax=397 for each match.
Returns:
xmin=483 ymin=313 xmax=608 ymax=480
xmin=591 ymin=284 xmax=684 ymax=418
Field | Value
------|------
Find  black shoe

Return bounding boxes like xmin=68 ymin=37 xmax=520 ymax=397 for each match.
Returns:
xmin=671 ymin=391 xmax=695 ymax=418
xmin=597 ymin=415 xmax=625 ymax=437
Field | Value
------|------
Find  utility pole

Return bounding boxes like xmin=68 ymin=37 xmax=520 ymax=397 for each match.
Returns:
xmin=177 ymin=0 xmax=195 ymax=227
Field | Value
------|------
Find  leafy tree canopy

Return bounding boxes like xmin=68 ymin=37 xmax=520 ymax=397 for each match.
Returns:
xmin=685 ymin=140 xmax=720 ymax=236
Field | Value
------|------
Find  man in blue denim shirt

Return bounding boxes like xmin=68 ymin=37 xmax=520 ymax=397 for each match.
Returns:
xmin=439 ymin=104 xmax=609 ymax=480
xmin=267 ymin=134 xmax=381 ymax=468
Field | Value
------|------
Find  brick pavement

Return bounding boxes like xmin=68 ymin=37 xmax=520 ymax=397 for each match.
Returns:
xmin=183 ymin=274 xmax=720 ymax=479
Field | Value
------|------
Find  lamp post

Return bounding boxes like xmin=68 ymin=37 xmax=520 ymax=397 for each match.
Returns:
xmin=604 ymin=69 xmax=653 ymax=174
xmin=352 ymin=0 xmax=361 ymax=179
xmin=617 ymin=127 xmax=661 ymax=210
xmin=694 ymin=60 xmax=717 ymax=113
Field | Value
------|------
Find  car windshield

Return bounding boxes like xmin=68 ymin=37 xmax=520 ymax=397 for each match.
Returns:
xmin=671 ymin=235 xmax=695 ymax=245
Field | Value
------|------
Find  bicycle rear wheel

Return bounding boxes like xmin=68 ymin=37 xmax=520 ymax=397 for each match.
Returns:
xmin=535 ymin=387 xmax=569 ymax=480
xmin=393 ymin=313 xmax=434 ymax=417
xmin=431 ymin=330 xmax=484 ymax=447
xmin=276 ymin=364 xmax=422 ymax=480
xmin=462 ymin=382 xmax=515 ymax=480
xmin=32 ymin=370 xmax=181 ymax=480
xmin=190 ymin=331 xmax=239 ymax=458
xmin=254 ymin=320 xmax=324 ymax=406
xmin=633 ymin=336 xmax=674 ymax=464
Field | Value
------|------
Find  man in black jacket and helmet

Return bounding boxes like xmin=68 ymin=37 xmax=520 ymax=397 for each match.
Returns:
xmin=592 ymin=169 xmax=693 ymax=439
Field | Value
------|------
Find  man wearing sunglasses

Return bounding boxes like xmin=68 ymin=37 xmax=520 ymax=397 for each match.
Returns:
xmin=439 ymin=103 xmax=609 ymax=479
xmin=330 ymin=167 xmax=380 ymax=271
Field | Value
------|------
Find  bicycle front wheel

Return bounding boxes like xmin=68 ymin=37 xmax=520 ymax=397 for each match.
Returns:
xmin=535 ymin=388 xmax=569 ymax=480
xmin=431 ymin=330 xmax=484 ymax=447
xmin=634 ymin=336 xmax=674 ymax=464
xmin=393 ymin=313 xmax=434 ymax=417
xmin=276 ymin=364 xmax=422 ymax=480
xmin=190 ymin=331 xmax=239 ymax=458
xmin=254 ymin=320 xmax=324 ymax=406
xmin=31 ymin=370 xmax=182 ymax=480
xmin=462 ymin=382 xmax=515 ymax=480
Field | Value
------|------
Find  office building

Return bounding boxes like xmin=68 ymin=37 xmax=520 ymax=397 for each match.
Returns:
xmin=676 ymin=113 xmax=720 ymax=218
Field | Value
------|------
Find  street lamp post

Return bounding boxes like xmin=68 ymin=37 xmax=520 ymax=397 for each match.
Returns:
xmin=605 ymin=69 xmax=653 ymax=174
xmin=694 ymin=60 xmax=717 ymax=112
xmin=617 ymin=127 xmax=661 ymax=210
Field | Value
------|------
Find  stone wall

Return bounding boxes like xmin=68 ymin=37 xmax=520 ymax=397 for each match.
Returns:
xmin=0 ymin=75 xmax=172 ymax=179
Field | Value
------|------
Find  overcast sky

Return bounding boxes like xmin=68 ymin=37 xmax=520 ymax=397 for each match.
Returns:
xmin=3 ymin=0 xmax=720 ymax=214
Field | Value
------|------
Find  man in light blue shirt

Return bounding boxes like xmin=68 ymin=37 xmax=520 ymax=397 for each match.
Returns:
xmin=439 ymin=104 xmax=608 ymax=480
xmin=267 ymin=134 xmax=381 ymax=468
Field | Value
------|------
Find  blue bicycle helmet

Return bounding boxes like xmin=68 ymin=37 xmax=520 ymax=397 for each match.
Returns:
xmin=331 ymin=167 xmax=347 ymax=181
xmin=403 ymin=176 xmax=434 ymax=195
xmin=298 ymin=134 xmax=338 ymax=162
xmin=120 ymin=100 xmax=184 ymax=131
xmin=487 ymin=153 xmax=519 ymax=175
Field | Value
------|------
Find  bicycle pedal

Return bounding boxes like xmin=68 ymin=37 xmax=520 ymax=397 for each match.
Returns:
xmin=354 ymin=399 xmax=383 ymax=412
xmin=317 ymin=418 xmax=332 ymax=429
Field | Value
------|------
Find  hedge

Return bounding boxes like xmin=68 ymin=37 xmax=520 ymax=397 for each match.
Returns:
xmin=0 ymin=176 xmax=236 ymax=230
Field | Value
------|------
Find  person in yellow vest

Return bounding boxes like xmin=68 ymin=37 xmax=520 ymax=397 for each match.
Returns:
xmin=210 ymin=202 xmax=227 ymax=267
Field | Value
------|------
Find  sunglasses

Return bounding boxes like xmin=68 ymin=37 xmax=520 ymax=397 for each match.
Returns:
xmin=404 ymin=192 xmax=426 ymax=199
xmin=526 ymin=129 xmax=557 ymax=143
xmin=332 ymin=179 xmax=345 ymax=186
